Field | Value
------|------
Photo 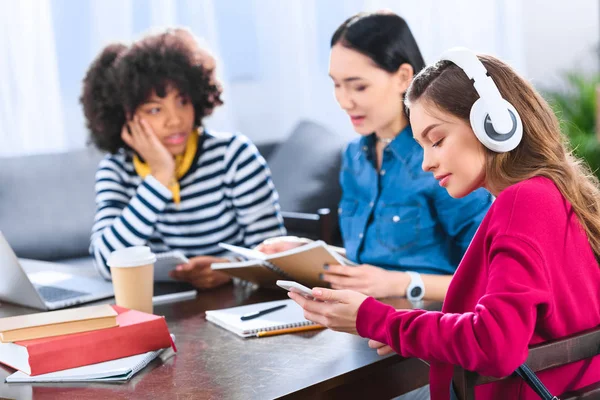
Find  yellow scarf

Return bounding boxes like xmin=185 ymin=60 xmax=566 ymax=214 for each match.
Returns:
xmin=133 ymin=130 xmax=199 ymax=204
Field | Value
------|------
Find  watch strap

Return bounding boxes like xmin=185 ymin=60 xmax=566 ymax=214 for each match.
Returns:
xmin=405 ymin=270 xmax=425 ymax=301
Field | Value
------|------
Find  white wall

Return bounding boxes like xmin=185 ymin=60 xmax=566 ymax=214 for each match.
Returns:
xmin=522 ymin=0 xmax=599 ymax=89
xmin=208 ymin=0 xmax=529 ymax=144
xmin=2 ymin=1 xmax=598 ymax=156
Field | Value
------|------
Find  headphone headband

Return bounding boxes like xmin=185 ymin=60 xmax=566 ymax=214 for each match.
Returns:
xmin=436 ymin=47 xmax=523 ymax=153
xmin=441 ymin=48 xmax=512 ymax=134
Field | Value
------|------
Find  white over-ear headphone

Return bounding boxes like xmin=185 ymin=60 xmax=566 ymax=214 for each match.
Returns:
xmin=440 ymin=47 xmax=523 ymax=153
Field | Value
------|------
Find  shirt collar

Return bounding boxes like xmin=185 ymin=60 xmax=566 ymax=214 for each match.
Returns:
xmin=359 ymin=125 xmax=418 ymax=162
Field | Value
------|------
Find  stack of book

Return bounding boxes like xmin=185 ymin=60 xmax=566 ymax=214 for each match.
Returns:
xmin=0 ymin=304 xmax=174 ymax=382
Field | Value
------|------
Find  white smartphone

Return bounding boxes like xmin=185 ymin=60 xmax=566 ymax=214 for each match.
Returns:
xmin=276 ymin=280 xmax=314 ymax=299
xmin=154 ymin=251 xmax=189 ymax=282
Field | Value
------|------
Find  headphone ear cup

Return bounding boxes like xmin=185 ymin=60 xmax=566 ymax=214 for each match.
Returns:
xmin=469 ymin=98 xmax=523 ymax=153
xmin=469 ymin=99 xmax=489 ymax=147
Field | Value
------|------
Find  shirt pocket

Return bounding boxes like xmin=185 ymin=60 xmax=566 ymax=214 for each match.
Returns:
xmin=338 ymin=199 xmax=359 ymax=241
xmin=375 ymin=204 xmax=421 ymax=251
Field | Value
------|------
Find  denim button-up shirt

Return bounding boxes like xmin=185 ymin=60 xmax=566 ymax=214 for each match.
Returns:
xmin=338 ymin=126 xmax=492 ymax=275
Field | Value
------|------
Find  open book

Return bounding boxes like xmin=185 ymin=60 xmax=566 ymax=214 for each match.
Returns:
xmin=212 ymin=240 xmax=356 ymax=288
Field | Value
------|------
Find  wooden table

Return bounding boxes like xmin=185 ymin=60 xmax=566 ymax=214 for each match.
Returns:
xmin=0 ymin=282 xmax=440 ymax=400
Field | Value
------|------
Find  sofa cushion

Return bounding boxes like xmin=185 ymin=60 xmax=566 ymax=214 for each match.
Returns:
xmin=267 ymin=120 xmax=345 ymax=214
xmin=255 ymin=142 xmax=278 ymax=161
xmin=0 ymin=148 xmax=104 ymax=260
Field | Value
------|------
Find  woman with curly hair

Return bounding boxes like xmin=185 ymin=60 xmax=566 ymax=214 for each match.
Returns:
xmin=81 ymin=29 xmax=285 ymax=289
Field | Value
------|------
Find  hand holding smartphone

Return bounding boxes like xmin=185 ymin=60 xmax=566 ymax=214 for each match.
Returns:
xmin=276 ymin=280 xmax=315 ymax=300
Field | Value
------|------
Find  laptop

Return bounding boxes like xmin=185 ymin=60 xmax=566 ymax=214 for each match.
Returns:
xmin=0 ymin=232 xmax=114 ymax=310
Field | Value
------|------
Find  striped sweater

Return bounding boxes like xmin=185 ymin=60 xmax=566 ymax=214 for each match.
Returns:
xmin=90 ymin=130 xmax=286 ymax=279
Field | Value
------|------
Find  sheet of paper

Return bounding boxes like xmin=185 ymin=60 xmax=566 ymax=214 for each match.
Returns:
xmin=219 ymin=243 xmax=267 ymax=260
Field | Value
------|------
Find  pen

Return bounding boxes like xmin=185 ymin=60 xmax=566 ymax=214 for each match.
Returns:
xmin=256 ymin=324 xmax=325 ymax=337
xmin=240 ymin=304 xmax=287 ymax=321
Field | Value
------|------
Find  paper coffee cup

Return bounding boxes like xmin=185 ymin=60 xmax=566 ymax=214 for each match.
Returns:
xmin=107 ymin=246 xmax=156 ymax=314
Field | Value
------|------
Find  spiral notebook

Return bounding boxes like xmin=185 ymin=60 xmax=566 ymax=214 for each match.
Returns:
xmin=213 ymin=241 xmax=356 ymax=288
xmin=205 ymin=299 xmax=316 ymax=338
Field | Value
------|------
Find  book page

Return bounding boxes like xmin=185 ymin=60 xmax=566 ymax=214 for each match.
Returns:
xmin=211 ymin=260 xmax=283 ymax=288
xmin=217 ymin=241 xmax=355 ymax=287
xmin=5 ymin=348 xmax=165 ymax=382
xmin=268 ymin=244 xmax=342 ymax=287
xmin=219 ymin=243 xmax=267 ymax=260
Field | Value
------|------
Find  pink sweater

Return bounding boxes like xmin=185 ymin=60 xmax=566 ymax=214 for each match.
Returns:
xmin=357 ymin=177 xmax=600 ymax=399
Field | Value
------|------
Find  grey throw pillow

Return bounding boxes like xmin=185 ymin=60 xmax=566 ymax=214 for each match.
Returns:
xmin=268 ymin=120 xmax=345 ymax=214
xmin=0 ymin=148 xmax=104 ymax=260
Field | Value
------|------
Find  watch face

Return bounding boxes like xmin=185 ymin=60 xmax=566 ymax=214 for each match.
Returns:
xmin=410 ymin=287 xmax=423 ymax=298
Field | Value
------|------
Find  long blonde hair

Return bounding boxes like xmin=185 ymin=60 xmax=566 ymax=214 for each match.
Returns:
xmin=406 ymin=54 xmax=600 ymax=263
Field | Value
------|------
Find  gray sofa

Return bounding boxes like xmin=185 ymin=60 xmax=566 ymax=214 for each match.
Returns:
xmin=0 ymin=120 xmax=346 ymax=266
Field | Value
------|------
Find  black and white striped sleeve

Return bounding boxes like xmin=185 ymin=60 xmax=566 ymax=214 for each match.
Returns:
xmin=223 ymin=134 xmax=286 ymax=248
xmin=89 ymin=157 xmax=172 ymax=279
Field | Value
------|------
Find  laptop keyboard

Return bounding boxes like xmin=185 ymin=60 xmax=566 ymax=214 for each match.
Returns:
xmin=36 ymin=286 xmax=88 ymax=302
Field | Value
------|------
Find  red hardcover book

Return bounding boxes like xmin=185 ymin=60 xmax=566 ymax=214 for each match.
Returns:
xmin=0 ymin=306 xmax=172 ymax=375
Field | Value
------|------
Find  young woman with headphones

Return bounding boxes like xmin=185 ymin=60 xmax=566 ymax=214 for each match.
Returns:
xmin=288 ymin=48 xmax=600 ymax=399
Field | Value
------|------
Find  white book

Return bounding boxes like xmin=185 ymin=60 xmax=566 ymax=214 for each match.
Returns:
xmin=213 ymin=241 xmax=356 ymax=288
xmin=5 ymin=335 xmax=175 ymax=383
xmin=205 ymin=299 xmax=317 ymax=338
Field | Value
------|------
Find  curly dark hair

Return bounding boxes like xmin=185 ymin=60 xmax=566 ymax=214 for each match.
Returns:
xmin=80 ymin=31 xmax=223 ymax=153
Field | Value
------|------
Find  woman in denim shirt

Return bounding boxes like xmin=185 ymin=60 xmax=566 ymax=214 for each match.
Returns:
xmin=262 ymin=12 xmax=492 ymax=302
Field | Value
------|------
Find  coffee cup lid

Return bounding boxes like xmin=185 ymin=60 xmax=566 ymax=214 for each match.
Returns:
xmin=107 ymin=246 xmax=157 ymax=268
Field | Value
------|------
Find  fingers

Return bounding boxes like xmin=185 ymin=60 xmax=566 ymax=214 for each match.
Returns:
xmin=377 ymin=346 xmax=395 ymax=356
xmin=287 ymin=292 xmax=328 ymax=326
xmin=368 ymin=340 xmax=395 ymax=356
xmin=379 ymin=346 xmax=394 ymax=356
xmin=256 ymin=240 xmax=307 ymax=255
xmin=255 ymin=243 xmax=286 ymax=254
xmin=169 ymin=256 xmax=226 ymax=280
xmin=192 ymin=270 xmax=230 ymax=289
xmin=322 ymin=273 xmax=361 ymax=290
xmin=138 ymin=117 xmax=157 ymax=139
xmin=260 ymin=236 xmax=309 ymax=254
xmin=169 ymin=265 xmax=193 ymax=280
xmin=121 ymin=125 xmax=134 ymax=147
xmin=127 ymin=117 xmax=144 ymax=140
xmin=324 ymin=264 xmax=356 ymax=277
xmin=310 ymin=287 xmax=350 ymax=303
xmin=301 ymin=309 xmax=328 ymax=327
xmin=287 ymin=291 xmax=309 ymax=309
xmin=121 ymin=116 xmax=150 ymax=152
xmin=170 ymin=265 xmax=230 ymax=288
xmin=176 ymin=262 xmax=194 ymax=272
xmin=188 ymin=256 xmax=222 ymax=268
xmin=368 ymin=339 xmax=386 ymax=349
xmin=288 ymin=291 xmax=330 ymax=313
xmin=169 ymin=263 xmax=208 ymax=280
